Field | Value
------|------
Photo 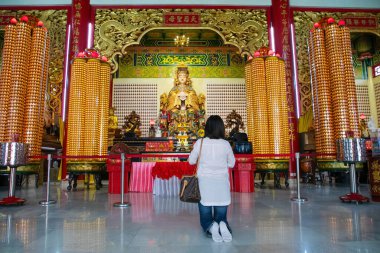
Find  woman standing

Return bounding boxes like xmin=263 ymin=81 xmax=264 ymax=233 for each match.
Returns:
xmin=188 ymin=115 xmax=236 ymax=242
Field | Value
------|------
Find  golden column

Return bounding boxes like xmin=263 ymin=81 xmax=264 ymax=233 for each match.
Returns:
xmin=245 ymin=49 xmax=290 ymax=184
xmin=341 ymin=25 xmax=360 ymax=136
xmin=278 ymin=59 xmax=290 ymax=155
xmin=308 ymin=25 xmax=335 ymax=160
xmin=308 ymin=18 xmax=361 ymax=171
xmin=0 ymin=24 xmax=16 ymax=142
xmin=98 ymin=62 xmax=111 ymax=160
xmin=249 ymin=56 xmax=270 ymax=155
xmin=67 ymin=58 xmax=86 ymax=161
xmin=244 ymin=62 xmax=253 ymax=144
xmin=0 ymin=17 xmax=51 ymax=174
xmin=325 ymin=22 xmax=350 ymax=140
xmin=7 ymin=20 xmax=31 ymax=142
xmin=66 ymin=50 xmax=110 ymax=190
xmin=84 ymin=58 xmax=101 ymax=159
xmin=23 ymin=25 xmax=50 ymax=162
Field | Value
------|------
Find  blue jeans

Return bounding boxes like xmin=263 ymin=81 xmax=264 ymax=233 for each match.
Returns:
xmin=198 ymin=203 xmax=232 ymax=234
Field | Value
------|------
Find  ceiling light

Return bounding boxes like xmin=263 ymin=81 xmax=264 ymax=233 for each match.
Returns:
xmin=174 ymin=34 xmax=189 ymax=47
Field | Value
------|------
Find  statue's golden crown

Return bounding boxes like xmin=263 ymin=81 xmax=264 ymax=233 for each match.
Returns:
xmin=177 ymin=63 xmax=188 ymax=73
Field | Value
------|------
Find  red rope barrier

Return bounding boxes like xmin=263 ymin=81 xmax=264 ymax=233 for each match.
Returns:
xmin=27 ymin=152 xmax=338 ymax=160
xmin=299 ymin=153 xmax=337 ymax=157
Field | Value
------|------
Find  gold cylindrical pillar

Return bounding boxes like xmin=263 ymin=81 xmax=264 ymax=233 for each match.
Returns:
xmin=325 ymin=23 xmax=350 ymax=140
xmin=6 ymin=21 xmax=31 ymax=142
xmin=98 ymin=62 xmax=111 ymax=161
xmin=310 ymin=28 xmax=335 ymax=159
xmin=266 ymin=56 xmax=282 ymax=155
xmin=245 ymin=61 xmax=254 ymax=144
xmin=251 ymin=57 xmax=270 ymax=155
xmin=341 ymin=25 xmax=359 ymax=137
xmin=278 ymin=59 xmax=290 ymax=154
xmin=308 ymin=19 xmax=361 ymax=170
xmin=83 ymin=59 xmax=101 ymax=160
xmin=23 ymin=27 xmax=50 ymax=160
xmin=67 ymin=58 xmax=86 ymax=161
xmin=249 ymin=52 xmax=290 ymax=172
xmin=0 ymin=24 xmax=16 ymax=142
xmin=39 ymin=36 xmax=51 ymax=148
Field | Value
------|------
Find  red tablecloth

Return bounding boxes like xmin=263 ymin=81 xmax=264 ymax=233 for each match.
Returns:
xmin=152 ymin=162 xmax=197 ymax=180
xmin=129 ymin=162 xmax=155 ymax=192
xmin=130 ymin=162 xmax=234 ymax=193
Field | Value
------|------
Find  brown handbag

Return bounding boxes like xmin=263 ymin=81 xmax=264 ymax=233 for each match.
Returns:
xmin=180 ymin=138 xmax=203 ymax=203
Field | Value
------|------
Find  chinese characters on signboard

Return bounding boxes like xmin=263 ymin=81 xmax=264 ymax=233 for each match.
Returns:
xmin=164 ymin=13 xmax=200 ymax=26
xmin=344 ymin=17 xmax=378 ymax=29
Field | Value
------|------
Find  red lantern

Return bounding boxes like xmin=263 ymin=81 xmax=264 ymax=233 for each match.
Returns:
xmin=20 ymin=16 xmax=28 ymax=23
xmin=314 ymin=23 xmax=320 ymax=29
xmin=37 ymin=21 xmax=44 ymax=27
xmin=338 ymin=20 xmax=346 ymax=26
xmin=327 ymin=18 xmax=335 ymax=24
xmin=253 ymin=51 xmax=260 ymax=57
xmin=91 ymin=51 xmax=99 ymax=58
xmin=10 ymin=18 xmax=17 ymax=25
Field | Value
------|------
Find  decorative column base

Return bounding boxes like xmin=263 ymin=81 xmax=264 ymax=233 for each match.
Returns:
xmin=255 ymin=159 xmax=289 ymax=188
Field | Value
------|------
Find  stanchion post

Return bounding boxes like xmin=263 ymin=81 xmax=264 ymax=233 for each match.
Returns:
xmin=39 ymin=154 xmax=57 ymax=206
xmin=291 ymin=152 xmax=308 ymax=203
xmin=113 ymin=153 xmax=131 ymax=208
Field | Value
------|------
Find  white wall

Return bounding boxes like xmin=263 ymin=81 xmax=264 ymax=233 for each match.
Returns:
xmin=290 ymin=0 xmax=380 ymax=9
xmin=0 ymin=0 xmax=71 ymax=6
xmin=90 ymin=0 xmax=271 ymax=6
xmin=1 ymin=0 xmax=378 ymax=9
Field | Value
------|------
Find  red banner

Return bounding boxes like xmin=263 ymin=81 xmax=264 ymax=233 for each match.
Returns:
xmin=344 ymin=17 xmax=378 ymax=28
xmin=0 ymin=16 xmax=13 ymax=26
xmin=164 ymin=13 xmax=200 ymax=26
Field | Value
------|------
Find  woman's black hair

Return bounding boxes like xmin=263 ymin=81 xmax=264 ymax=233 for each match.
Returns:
xmin=204 ymin=115 xmax=225 ymax=139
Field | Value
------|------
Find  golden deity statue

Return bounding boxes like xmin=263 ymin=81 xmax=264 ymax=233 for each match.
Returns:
xmin=123 ymin=111 xmax=142 ymax=137
xmin=167 ymin=65 xmax=200 ymax=113
xmin=108 ymin=107 xmax=119 ymax=130
xmin=225 ymin=109 xmax=245 ymax=138
xmin=159 ymin=64 xmax=206 ymax=138
xmin=359 ymin=118 xmax=370 ymax=138
xmin=108 ymin=107 xmax=119 ymax=146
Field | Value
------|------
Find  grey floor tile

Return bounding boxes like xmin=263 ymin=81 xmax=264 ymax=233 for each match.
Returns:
xmin=0 ymin=183 xmax=380 ymax=253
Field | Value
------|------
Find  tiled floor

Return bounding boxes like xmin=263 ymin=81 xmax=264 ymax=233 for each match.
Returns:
xmin=0 ymin=182 xmax=380 ymax=253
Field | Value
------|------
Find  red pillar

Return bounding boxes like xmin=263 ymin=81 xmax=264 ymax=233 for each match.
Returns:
xmin=61 ymin=0 xmax=91 ymax=179
xmin=270 ymin=0 xmax=299 ymax=178
xmin=71 ymin=0 xmax=91 ymax=55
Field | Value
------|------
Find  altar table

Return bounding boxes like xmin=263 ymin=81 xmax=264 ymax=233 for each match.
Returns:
xmin=129 ymin=162 xmax=233 ymax=195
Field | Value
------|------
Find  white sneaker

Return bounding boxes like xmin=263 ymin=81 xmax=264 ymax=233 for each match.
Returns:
xmin=219 ymin=221 xmax=232 ymax=242
xmin=209 ymin=222 xmax=223 ymax=243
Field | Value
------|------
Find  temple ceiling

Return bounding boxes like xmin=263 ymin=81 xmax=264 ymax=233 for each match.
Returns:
xmin=94 ymin=8 xmax=269 ymax=73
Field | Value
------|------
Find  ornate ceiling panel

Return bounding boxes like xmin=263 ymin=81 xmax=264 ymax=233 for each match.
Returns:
xmin=95 ymin=8 xmax=268 ymax=73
